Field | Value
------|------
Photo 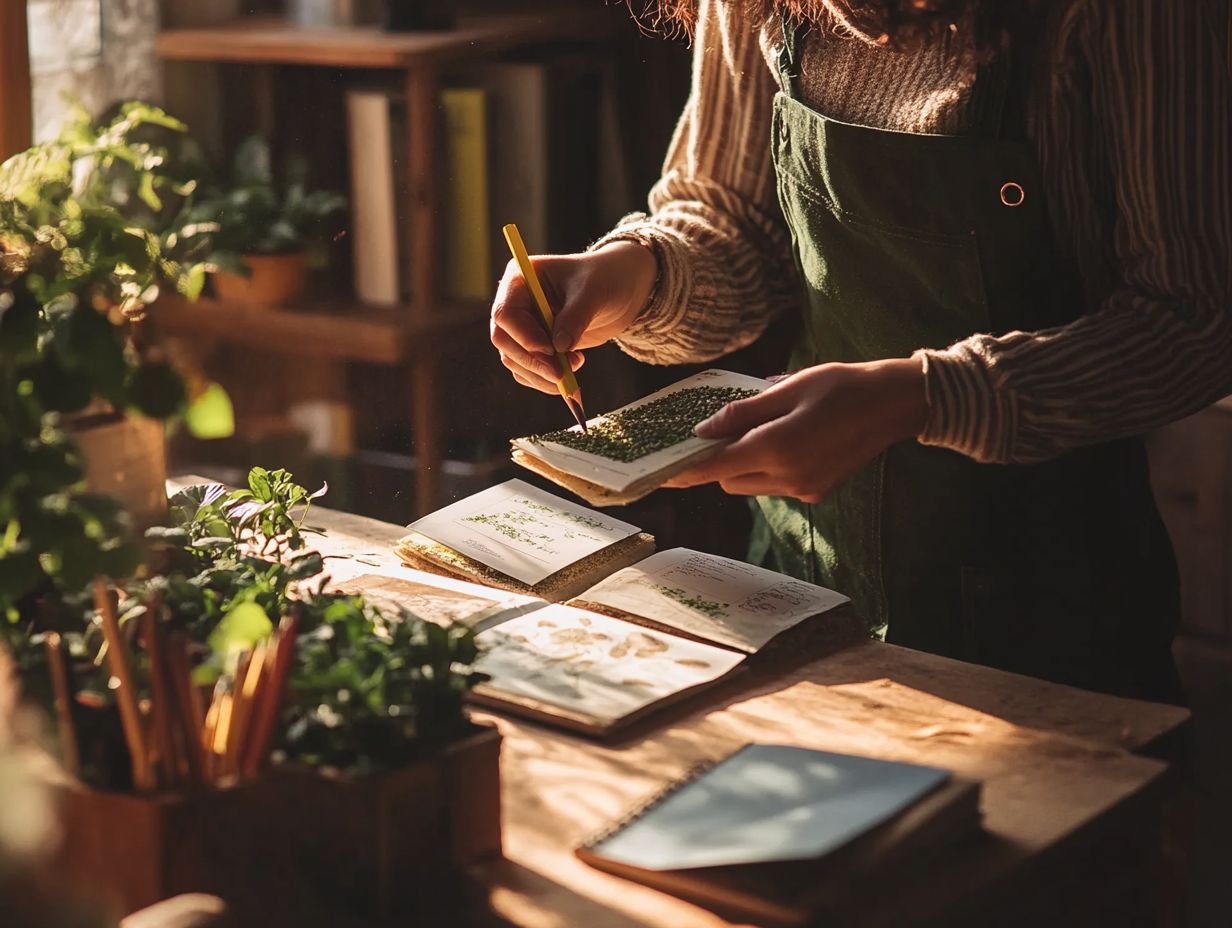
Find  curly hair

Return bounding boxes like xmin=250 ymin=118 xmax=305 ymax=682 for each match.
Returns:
xmin=631 ymin=0 xmax=974 ymax=46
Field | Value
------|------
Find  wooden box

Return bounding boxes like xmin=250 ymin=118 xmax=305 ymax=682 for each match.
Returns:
xmin=55 ymin=780 xmax=255 ymax=916
xmin=54 ymin=723 xmax=502 ymax=922
xmin=256 ymin=722 xmax=503 ymax=918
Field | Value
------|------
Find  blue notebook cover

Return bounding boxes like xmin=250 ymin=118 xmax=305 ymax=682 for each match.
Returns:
xmin=590 ymin=743 xmax=952 ymax=871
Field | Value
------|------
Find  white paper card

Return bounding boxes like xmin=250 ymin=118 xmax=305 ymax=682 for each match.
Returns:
xmin=511 ymin=370 xmax=771 ymax=492
xmin=407 ymin=479 xmax=641 ymax=586
xmin=474 ymin=605 xmax=743 ymax=725
xmin=576 ymin=548 xmax=850 ymax=654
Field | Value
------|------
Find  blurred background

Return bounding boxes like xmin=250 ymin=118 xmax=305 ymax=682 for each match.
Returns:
xmin=3 ymin=1 xmax=1230 ymax=924
xmin=10 ymin=0 xmax=807 ymax=554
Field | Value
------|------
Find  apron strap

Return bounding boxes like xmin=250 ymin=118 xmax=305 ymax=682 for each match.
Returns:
xmin=777 ymin=9 xmax=803 ymax=100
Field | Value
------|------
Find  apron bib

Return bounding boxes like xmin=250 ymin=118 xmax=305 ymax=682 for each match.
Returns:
xmin=752 ymin=17 xmax=1183 ymax=702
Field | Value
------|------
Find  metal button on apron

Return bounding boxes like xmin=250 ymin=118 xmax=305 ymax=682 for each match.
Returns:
xmin=1000 ymin=181 xmax=1026 ymax=207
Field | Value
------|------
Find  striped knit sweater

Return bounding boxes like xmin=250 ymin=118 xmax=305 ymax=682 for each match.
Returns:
xmin=597 ymin=0 xmax=1231 ymax=465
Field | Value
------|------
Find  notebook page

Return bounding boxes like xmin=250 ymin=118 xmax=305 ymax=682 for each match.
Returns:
xmin=474 ymin=604 xmax=743 ymax=725
xmin=576 ymin=549 xmax=850 ymax=653
xmin=511 ymin=370 xmax=771 ymax=493
xmin=407 ymin=479 xmax=640 ymax=586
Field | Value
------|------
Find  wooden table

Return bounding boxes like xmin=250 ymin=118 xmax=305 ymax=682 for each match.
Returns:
xmin=260 ymin=490 xmax=1191 ymax=927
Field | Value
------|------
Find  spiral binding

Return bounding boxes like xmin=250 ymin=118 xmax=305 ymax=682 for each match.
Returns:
xmin=579 ymin=746 xmax=751 ymax=853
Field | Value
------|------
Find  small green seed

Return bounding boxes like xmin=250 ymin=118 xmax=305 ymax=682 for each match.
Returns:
xmin=530 ymin=386 xmax=760 ymax=462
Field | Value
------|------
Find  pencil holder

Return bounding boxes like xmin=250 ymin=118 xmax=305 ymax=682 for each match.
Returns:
xmin=54 ymin=781 xmax=259 ymax=917
xmin=252 ymin=721 xmax=503 ymax=918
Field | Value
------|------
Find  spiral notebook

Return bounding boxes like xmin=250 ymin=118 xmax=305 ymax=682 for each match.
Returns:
xmin=576 ymin=744 xmax=982 ymax=926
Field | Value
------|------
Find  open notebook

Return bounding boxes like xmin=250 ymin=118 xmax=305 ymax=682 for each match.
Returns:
xmin=577 ymin=744 xmax=982 ymax=926
xmin=372 ymin=484 xmax=850 ymax=736
xmin=511 ymin=369 xmax=772 ymax=506
xmin=395 ymin=479 xmax=655 ymax=601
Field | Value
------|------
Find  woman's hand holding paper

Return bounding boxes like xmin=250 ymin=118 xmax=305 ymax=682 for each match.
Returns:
xmin=665 ymin=359 xmax=928 ymax=503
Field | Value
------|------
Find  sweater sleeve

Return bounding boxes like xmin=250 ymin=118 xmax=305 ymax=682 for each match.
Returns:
xmin=592 ymin=0 xmax=798 ymax=365
xmin=915 ymin=0 xmax=1232 ymax=464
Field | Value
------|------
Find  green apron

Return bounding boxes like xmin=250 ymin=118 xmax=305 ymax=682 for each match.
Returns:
xmin=751 ymin=19 xmax=1184 ymax=703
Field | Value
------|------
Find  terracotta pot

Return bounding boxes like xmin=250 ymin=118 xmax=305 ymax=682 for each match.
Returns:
xmin=212 ymin=252 xmax=306 ymax=307
xmin=67 ymin=414 xmax=168 ymax=529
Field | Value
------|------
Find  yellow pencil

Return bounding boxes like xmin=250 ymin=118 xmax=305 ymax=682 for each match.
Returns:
xmin=502 ymin=223 xmax=589 ymax=431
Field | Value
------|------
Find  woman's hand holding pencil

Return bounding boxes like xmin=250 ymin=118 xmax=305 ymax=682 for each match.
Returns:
xmin=490 ymin=236 xmax=657 ymax=403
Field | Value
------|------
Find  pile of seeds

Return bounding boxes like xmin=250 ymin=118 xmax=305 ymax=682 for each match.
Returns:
xmin=530 ymin=385 xmax=760 ymax=462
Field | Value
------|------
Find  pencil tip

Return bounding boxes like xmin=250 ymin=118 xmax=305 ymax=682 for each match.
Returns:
xmin=566 ymin=395 xmax=589 ymax=432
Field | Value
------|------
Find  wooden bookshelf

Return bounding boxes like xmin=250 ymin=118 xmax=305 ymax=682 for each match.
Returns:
xmin=156 ymin=297 xmax=489 ymax=365
xmin=155 ymin=7 xmax=616 ymax=514
xmin=0 ymin=0 xmax=32 ymax=159
xmin=156 ymin=11 xmax=611 ymax=69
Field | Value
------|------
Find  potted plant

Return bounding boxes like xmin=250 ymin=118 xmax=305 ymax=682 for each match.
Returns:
xmin=0 ymin=101 xmax=233 ymax=528
xmin=189 ymin=136 xmax=346 ymax=307
xmin=3 ymin=466 xmax=495 ymax=921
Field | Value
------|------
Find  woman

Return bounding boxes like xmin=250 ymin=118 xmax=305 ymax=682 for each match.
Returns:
xmin=490 ymin=0 xmax=1231 ymax=703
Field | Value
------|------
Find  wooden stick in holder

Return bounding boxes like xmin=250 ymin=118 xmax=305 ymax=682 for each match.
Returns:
xmin=165 ymin=632 xmax=207 ymax=787
xmin=143 ymin=597 xmax=181 ymax=790
xmin=240 ymin=611 xmax=300 ymax=779
xmin=44 ymin=632 xmax=80 ymax=778
xmin=94 ymin=578 xmax=154 ymax=791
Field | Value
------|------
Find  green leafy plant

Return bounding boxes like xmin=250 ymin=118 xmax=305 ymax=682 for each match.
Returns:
xmin=184 ymin=135 xmax=346 ymax=261
xmin=141 ymin=468 xmax=484 ymax=774
xmin=0 ymin=102 xmax=232 ymax=642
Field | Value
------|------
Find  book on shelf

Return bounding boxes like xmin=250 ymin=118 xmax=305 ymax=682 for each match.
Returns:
xmin=342 ymin=54 xmax=609 ymax=306
xmin=379 ymin=478 xmax=850 ymax=737
xmin=441 ymin=87 xmax=491 ymax=303
xmin=345 ymin=88 xmax=401 ymax=306
xmin=470 ymin=55 xmax=605 ymax=284
xmin=511 ymin=369 xmax=773 ymax=506
xmin=575 ymin=743 xmax=982 ymax=927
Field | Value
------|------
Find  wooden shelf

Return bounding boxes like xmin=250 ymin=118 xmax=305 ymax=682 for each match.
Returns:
xmin=156 ymin=9 xmax=612 ymax=69
xmin=154 ymin=1 xmax=623 ymax=513
xmin=156 ymin=296 xmax=489 ymax=365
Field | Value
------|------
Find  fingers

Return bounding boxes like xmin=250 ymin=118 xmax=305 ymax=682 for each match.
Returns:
xmin=694 ymin=386 xmax=796 ymax=440
xmin=502 ymin=354 xmax=559 ymax=395
xmin=491 ymin=259 xmax=554 ymax=356
xmin=666 ymin=466 xmax=828 ymax=503
xmin=714 ymin=473 xmax=782 ymax=497
xmin=492 ymin=325 xmax=563 ymax=384
xmin=492 ymin=255 xmax=596 ymax=392
xmin=662 ymin=434 xmax=771 ymax=489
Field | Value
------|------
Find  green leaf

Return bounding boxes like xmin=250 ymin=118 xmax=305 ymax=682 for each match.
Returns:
xmin=128 ymin=361 xmax=186 ymax=419
xmin=144 ymin=525 xmax=189 ymax=546
xmin=167 ymin=483 xmax=227 ymax=525
xmin=137 ymin=170 xmax=162 ymax=211
xmin=29 ymin=357 xmax=92 ymax=413
xmin=0 ymin=543 xmax=41 ymax=601
xmin=176 ymin=263 xmax=207 ymax=300
xmin=55 ymin=304 xmax=127 ymax=403
xmin=287 ymin=550 xmax=323 ymax=581
xmin=184 ymin=382 xmax=234 ymax=439
xmin=247 ymin=467 xmax=271 ymax=500
xmin=233 ymin=136 xmax=272 ymax=187
xmin=208 ymin=600 xmax=273 ymax=659
xmin=0 ymin=288 xmax=41 ymax=364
